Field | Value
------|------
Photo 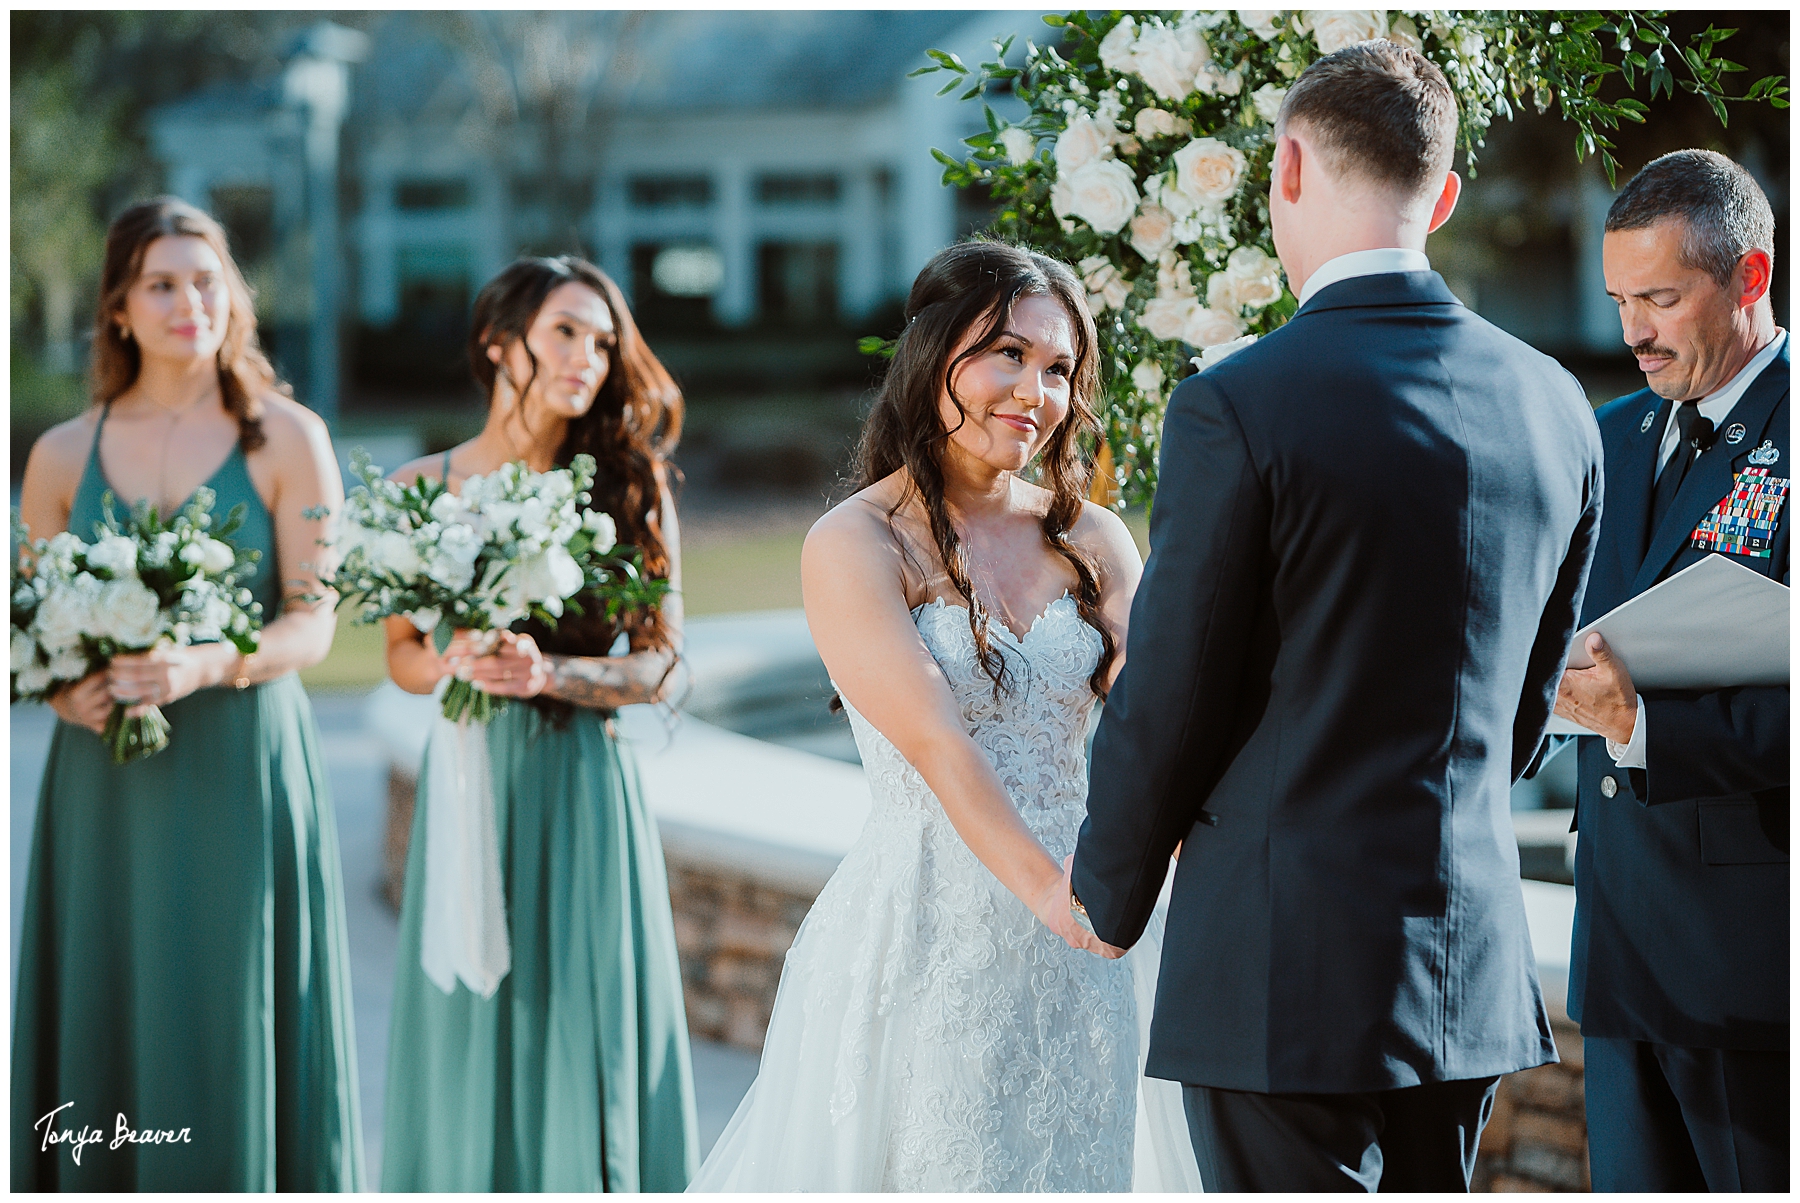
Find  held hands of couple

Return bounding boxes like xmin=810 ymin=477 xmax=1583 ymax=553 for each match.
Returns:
xmin=1032 ymin=854 xmax=1126 ymax=960
xmin=442 ymin=628 xmax=551 ymax=699
xmin=1554 ymin=632 xmax=1638 ymax=745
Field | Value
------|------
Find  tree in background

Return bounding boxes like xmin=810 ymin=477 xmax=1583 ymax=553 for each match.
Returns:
xmin=921 ymin=11 xmax=1786 ymax=507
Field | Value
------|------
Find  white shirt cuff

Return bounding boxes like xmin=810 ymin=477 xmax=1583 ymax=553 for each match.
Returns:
xmin=1605 ymin=695 xmax=1648 ymax=769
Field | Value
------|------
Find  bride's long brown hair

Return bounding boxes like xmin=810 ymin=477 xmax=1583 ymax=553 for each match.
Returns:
xmin=850 ymin=239 xmax=1114 ymax=699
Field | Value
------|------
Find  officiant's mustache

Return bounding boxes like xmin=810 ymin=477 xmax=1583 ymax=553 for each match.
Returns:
xmin=1630 ymin=338 xmax=1680 ymax=361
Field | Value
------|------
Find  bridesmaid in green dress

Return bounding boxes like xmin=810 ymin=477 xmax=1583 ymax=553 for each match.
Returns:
xmin=11 ymin=197 xmax=362 ymax=1189
xmin=379 ymin=256 xmax=698 ymax=1191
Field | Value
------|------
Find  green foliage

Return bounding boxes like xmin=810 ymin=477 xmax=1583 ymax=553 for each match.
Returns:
xmin=918 ymin=11 xmax=1785 ymax=508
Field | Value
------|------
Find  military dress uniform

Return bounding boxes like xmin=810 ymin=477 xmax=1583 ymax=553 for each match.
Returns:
xmin=1567 ymin=332 xmax=1789 ymax=1191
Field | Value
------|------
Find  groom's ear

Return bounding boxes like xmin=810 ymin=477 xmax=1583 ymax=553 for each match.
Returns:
xmin=1273 ymin=134 xmax=1305 ymax=205
xmin=1425 ymin=170 xmax=1462 ymax=234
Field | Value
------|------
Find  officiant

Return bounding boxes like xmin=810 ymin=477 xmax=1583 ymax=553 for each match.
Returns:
xmin=1553 ymin=149 xmax=1787 ymax=1192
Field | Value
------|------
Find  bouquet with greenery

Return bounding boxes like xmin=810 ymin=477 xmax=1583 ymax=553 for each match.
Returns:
xmin=11 ymin=489 xmax=265 ymax=764
xmin=918 ymin=10 xmax=1785 ymax=507
xmin=314 ymin=450 xmax=668 ymax=723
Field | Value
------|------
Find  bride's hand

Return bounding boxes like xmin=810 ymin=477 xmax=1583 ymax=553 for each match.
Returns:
xmin=1031 ymin=856 xmax=1126 ymax=959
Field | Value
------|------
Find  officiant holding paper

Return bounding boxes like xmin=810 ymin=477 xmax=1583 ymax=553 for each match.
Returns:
xmin=1554 ymin=149 xmax=1788 ymax=1192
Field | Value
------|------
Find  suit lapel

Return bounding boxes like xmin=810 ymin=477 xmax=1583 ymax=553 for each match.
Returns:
xmin=1632 ymin=347 xmax=1791 ymax=593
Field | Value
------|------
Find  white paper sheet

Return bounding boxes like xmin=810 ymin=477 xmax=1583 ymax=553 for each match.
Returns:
xmin=1546 ymin=554 xmax=1787 ymax=736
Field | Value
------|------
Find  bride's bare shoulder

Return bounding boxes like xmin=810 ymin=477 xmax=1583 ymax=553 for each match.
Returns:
xmin=807 ymin=475 xmax=909 ymax=546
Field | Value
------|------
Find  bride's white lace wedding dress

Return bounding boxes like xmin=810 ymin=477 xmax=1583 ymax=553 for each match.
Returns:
xmin=689 ymin=595 xmax=1201 ymax=1192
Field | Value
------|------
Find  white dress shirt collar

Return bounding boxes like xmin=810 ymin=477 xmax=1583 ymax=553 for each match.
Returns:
xmin=1654 ymin=328 xmax=1788 ymax=472
xmin=1296 ymin=247 xmax=1432 ymax=308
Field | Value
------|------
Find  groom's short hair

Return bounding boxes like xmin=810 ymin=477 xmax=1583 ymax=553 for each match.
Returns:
xmin=1275 ymin=40 xmax=1457 ymax=199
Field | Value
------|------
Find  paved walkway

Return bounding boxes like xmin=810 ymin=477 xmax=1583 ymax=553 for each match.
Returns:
xmin=9 ymin=689 xmax=758 ymax=1186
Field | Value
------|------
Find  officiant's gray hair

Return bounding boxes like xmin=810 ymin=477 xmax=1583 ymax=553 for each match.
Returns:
xmin=1605 ymin=149 xmax=1776 ymax=288
xmin=1275 ymin=40 xmax=1456 ymax=199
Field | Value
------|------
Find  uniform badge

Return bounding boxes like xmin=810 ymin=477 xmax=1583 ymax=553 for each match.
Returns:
xmin=1748 ymin=440 xmax=1780 ymax=466
xmin=1725 ymin=422 xmax=1748 ymax=445
xmin=1690 ymin=467 xmax=1788 ymax=558
xmin=1640 ymin=410 xmax=1657 ymax=433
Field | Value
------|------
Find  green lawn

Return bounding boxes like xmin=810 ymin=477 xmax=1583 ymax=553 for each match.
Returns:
xmin=299 ymin=530 xmax=813 ymax=690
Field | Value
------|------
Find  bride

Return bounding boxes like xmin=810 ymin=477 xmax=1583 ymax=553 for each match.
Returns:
xmin=691 ymin=241 xmax=1200 ymax=1192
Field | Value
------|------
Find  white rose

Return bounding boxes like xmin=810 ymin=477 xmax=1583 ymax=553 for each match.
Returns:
xmin=1078 ymin=257 xmax=1133 ymax=314
xmin=46 ymin=645 xmax=90 ymax=682
xmin=425 ymin=550 xmax=477 ymax=593
xmin=1098 ymin=15 xmax=1140 ymax=73
xmin=1172 ymin=205 xmax=1226 ymax=246
xmin=1239 ymin=10 xmax=1283 ymax=39
xmin=1387 ymin=13 xmax=1423 ymax=52
xmin=34 ymin=579 xmax=96 ymax=653
xmin=1225 ymin=245 xmax=1286 ymax=310
xmin=12 ymin=628 xmax=39 ymax=672
xmin=1134 ymin=108 xmax=1187 ymax=140
xmin=1144 ymin=173 xmax=1197 ymax=221
xmin=373 ymin=530 xmax=425 ymax=579
xmin=999 ymin=127 xmax=1036 ymax=166
xmin=1454 ymin=26 xmax=1486 ymax=61
xmin=407 ymin=607 xmax=442 ymax=634
xmin=1196 ymin=334 xmax=1258 ymax=370
xmin=506 ymin=546 xmax=585 ymax=618
xmin=1128 ymin=205 xmax=1177 ymax=261
xmin=1049 ymin=175 xmax=1078 ymax=229
xmin=1307 ymin=10 xmax=1389 ymax=54
xmin=1172 ymin=137 xmax=1248 ymax=207
xmin=1139 ymin=295 xmax=1201 ymax=342
xmin=86 ymin=533 xmax=139 ymax=578
xmin=1252 ymin=83 xmax=1289 ymax=124
xmin=1059 ymin=158 xmax=1141 ymax=236
xmin=1131 ymin=359 xmax=1166 ymax=398
xmin=14 ymin=662 xmax=53 ymax=697
xmin=1130 ymin=21 xmax=1210 ymax=104
xmin=198 ymin=537 xmax=236 ymax=576
xmin=98 ymin=578 xmax=163 ymax=648
xmin=1184 ymin=305 xmax=1247 ymax=348
xmin=1054 ymin=113 xmax=1114 ymax=174
xmin=1194 ymin=61 xmax=1243 ymax=97
xmin=1206 ymin=271 xmax=1247 ymax=314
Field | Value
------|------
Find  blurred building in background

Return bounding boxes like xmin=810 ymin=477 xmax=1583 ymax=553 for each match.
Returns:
xmin=145 ymin=11 xmax=1032 ymax=410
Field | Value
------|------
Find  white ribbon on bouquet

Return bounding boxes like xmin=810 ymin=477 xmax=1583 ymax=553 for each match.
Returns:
xmin=419 ymin=686 xmax=511 ymax=998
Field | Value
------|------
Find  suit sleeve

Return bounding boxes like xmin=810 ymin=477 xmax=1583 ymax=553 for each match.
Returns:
xmin=1072 ymin=374 xmax=1270 ymax=948
xmin=1512 ymin=458 xmax=1603 ymax=783
xmin=1636 ymin=685 xmax=1789 ymax=803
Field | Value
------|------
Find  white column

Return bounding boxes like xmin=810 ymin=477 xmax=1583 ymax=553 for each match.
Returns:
xmin=714 ymin=161 xmax=755 ymax=327
xmin=840 ymin=166 xmax=881 ymax=321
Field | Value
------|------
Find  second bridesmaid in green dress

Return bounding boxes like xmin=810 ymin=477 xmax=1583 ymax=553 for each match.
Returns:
xmin=379 ymin=256 xmax=698 ymax=1191
xmin=12 ymin=197 xmax=362 ymax=1189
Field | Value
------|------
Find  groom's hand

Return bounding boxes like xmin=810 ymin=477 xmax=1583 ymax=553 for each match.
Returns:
xmin=1554 ymin=633 xmax=1638 ymax=744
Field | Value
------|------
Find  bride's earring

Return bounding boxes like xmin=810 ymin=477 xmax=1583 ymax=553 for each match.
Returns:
xmin=118 ymin=324 xmax=132 ymax=342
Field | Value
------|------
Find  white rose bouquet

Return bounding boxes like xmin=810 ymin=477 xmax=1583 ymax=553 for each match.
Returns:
xmin=916 ymin=11 xmax=1783 ymax=507
xmin=11 ymin=489 xmax=265 ymax=764
xmin=312 ymin=449 xmax=667 ymax=724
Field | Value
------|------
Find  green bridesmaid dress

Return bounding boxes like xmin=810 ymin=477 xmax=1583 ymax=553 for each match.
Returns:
xmin=10 ymin=406 xmax=365 ymax=1191
xmin=380 ymin=621 xmax=698 ymax=1190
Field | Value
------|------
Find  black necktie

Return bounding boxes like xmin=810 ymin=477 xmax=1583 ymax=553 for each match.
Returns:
xmin=1648 ymin=401 xmax=1716 ymax=535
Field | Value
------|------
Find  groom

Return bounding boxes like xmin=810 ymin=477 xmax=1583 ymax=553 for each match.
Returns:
xmin=1071 ymin=42 xmax=1604 ymax=1191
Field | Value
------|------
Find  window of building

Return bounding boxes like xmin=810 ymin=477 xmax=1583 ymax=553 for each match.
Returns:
xmin=758 ymin=242 xmax=839 ymax=326
xmin=756 ymin=174 xmax=840 ymax=206
xmin=209 ymin=185 xmax=275 ymax=263
xmin=631 ymin=242 xmax=716 ymax=331
xmin=628 ymin=176 xmax=713 ymax=209
xmin=395 ymin=179 xmax=471 ymax=211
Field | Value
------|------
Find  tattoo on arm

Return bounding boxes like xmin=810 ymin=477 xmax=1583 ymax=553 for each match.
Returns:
xmin=542 ymin=650 xmax=676 ymax=710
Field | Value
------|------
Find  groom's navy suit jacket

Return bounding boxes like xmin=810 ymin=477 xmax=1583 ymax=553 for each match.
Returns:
xmin=1074 ymin=271 xmax=1603 ymax=1094
xmin=1565 ymin=339 xmax=1789 ymax=1051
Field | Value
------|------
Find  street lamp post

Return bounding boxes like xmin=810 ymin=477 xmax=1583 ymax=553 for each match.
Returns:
xmin=282 ymin=21 xmax=369 ymax=426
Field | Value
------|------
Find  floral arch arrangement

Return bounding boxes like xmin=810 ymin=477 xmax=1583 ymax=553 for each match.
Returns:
xmin=917 ymin=11 xmax=1785 ymax=508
